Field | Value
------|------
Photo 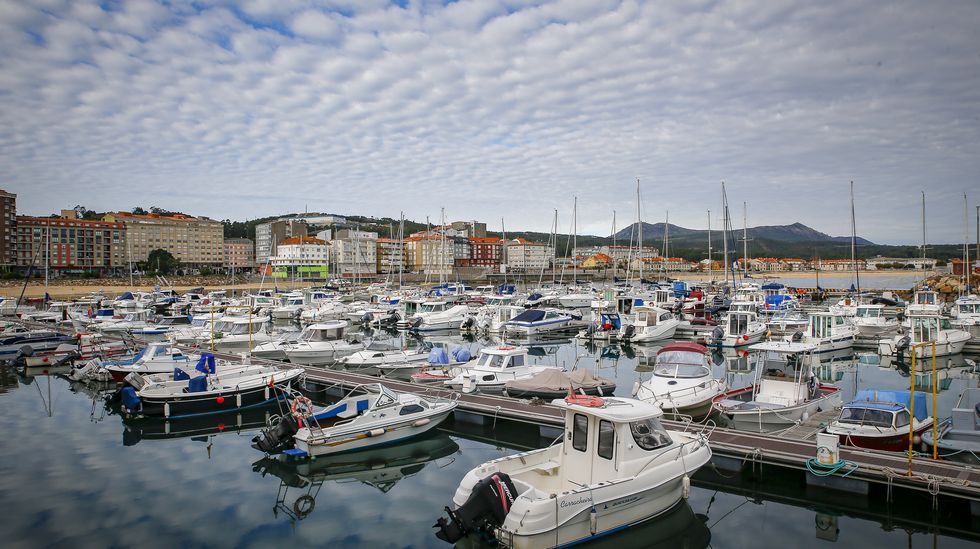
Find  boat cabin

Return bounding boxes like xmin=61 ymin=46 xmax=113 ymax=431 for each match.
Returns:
xmin=726 ymin=310 xmax=758 ymax=336
xmin=914 ymin=290 xmax=937 ymax=307
xmin=634 ymin=306 xmax=672 ymax=328
xmin=418 ymin=301 xmax=451 ymax=314
xmin=746 ymin=342 xmax=819 ymax=408
xmin=472 ymin=346 xmax=529 ymax=371
xmin=506 ymin=309 xmax=569 ymax=326
xmin=954 ymin=297 xmax=980 ymax=318
xmin=216 ymin=315 xmax=270 ymax=335
xmin=808 ymin=312 xmax=848 ymax=338
xmin=653 ymin=343 xmax=711 ymax=379
xmin=854 ymin=304 xmax=885 ymax=319
xmin=299 ymin=321 xmax=348 ymax=342
xmin=836 ymin=390 xmax=926 ymax=430
xmin=908 ymin=314 xmax=954 ymax=343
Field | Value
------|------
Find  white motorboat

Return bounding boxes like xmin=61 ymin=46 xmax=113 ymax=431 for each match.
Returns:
xmin=502 ymin=308 xmax=579 ymax=336
xmin=445 ymin=346 xmax=558 ymax=394
xmin=618 ymin=305 xmax=679 ymax=344
xmin=300 ymin=300 xmax=348 ymax=323
xmin=208 ymin=315 xmax=274 ymax=352
xmin=765 ymin=310 xmax=809 ymax=337
xmin=408 ymin=302 xmax=474 ymax=332
xmin=921 ymin=388 xmax=980 ymax=465
xmin=469 ymin=304 xmax=525 ymax=334
xmin=336 ymin=348 xmax=432 ymax=379
xmin=261 ymin=384 xmax=457 ymax=457
xmin=99 ymin=342 xmax=195 ymax=382
xmin=557 ymin=292 xmax=594 ymax=309
xmin=789 ymin=312 xmax=856 ymax=353
xmin=272 ymin=293 xmax=306 ymax=319
xmin=949 ymin=294 xmax=980 ymax=339
xmin=250 ymin=330 xmax=303 ymax=361
xmin=712 ymin=341 xmax=842 ymax=430
xmin=632 ymin=342 xmax=726 ymax=417
xmin=906 ymin=289 xmax=942 ymax=316
xmin=709 ymin=310 xmax=768 ymax=348
xmin=849 ymin=303 xmax=899 ymax=336
xmin=434 ymin=394 xmax=711 ymax=547
xmin=878 ymin=314 xmax=971 ymax=358
xmin=282 ymin=321 xmax=364 ymax=366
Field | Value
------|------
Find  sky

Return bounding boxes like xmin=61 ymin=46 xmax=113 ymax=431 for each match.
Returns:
xmin=1 ymin=0 xmax=978 ymax=245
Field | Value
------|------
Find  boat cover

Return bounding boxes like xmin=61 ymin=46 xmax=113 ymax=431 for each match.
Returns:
xmin=429 ymin=347 xmax=449 ymax=364
xmin=505 ymin=368 xmax=614 ymax=393
xmin=851 ymin=389 xmax=928 ymax=422
xmin=509 ymin=310 xmax=547 ymax=323
xmin=761 ymin=283 xmax=785 ymax=290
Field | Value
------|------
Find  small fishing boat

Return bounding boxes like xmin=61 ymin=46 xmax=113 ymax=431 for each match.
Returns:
xmin=254 ymin=384 xmax=457 ymax=458
xmin=407 ymin=302 xmax=474 ymax=332
xmin=336 ymin=348 xmax=433 ymax=379
xmin=709 ymin=309 xmax=767 ymax=348
xmin=444 ymin=346 xmax=558 ymax=394
xmin=503 ymin=368 xmax=616 ymax=399
xmin=282 ymin=321 xmax=365 ymax=366
xmin=712 ymin=342 xmax=842 ymax=429
xmin=632 ymin=343 xmax=726 ymax=417
xmin=618 ymin=305 xmax=679 ymax=344
xmin=96 ymin=341 xmax=194 ymax=382
xmin=825 ymin=389 xmax=933 ymax=452
xmin=849 ymin=303 xmax=899 ymax=336
xmin=0 ymin=327 xmax=75 ymax=358
xmin=921 ymin=388 xmax=980 ymax=464
xmin=878 ymin=314 xmax=971 ymax=358
xmin=502 ymin=308 xmax=579 ymax=336
xmin=949 ymin=294 xmax=980 ymax=339
xmin=789 ymin=312 xmax=856 ymax=353
xmin=117 ymin=355 xmax=304 ymax=419
xmin=434 ymin=394 xmax=711 ymax=547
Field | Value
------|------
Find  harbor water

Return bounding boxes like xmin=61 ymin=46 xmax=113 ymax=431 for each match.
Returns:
xmin=1 ymin=333 xmax=978 ymax=548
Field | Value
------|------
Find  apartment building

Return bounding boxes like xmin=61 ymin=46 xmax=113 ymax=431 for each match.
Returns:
xmin=332 ymin=229 xmax=378 ymax=278
xmin=377 ymin=238 xmax=406 ymax=274
xmin=0 ymin=189 xmax=15 ymax=267
xmin=255 ymin=219 xmax=308 ymax=267
xmin=103 ymin=212 xmax=223 ymax=268
xmin=16 ymin=214 xmax=127 ymax=275
xmin=224 ymin=238 xmax=255 ymax=273
xmin=269 ymin=236 xmax=329 ymax=279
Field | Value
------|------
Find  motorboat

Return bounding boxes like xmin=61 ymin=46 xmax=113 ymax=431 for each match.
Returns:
xmin=207 ymin=315 xmax=274 ymax=352
xmin=849 ymin=303 xmax=899 ymax=336
xmin=272 ymin=293 xmax=307 ymax=319
xmin=250 ymin=330 xmax=303 ymax=361
xmin=408 ymin=347 xmax=477 ymax=385
xmin=254 ymin=384 xmax=457 ymax=457
xmin=96 ymin=342 xmax=194 ymax=382
xmin=129 ymin=315 xmax=193 ymax=343
xmin=921 ymin=388 xmax=980 ymax=464
xmin=282 ymin=321 xmax=364 ymax=366
xmin=712 ymin=342 xmax=842 ymax=430
xmin=300 ymin=300 xmax=348 ymax=323
xmin=906 ymin=289 xmax=942 ymax=316
xmin=765 ymin=310 xmax=809 ymax=338
xmin=407 ymin=302 xmax=474 ymax=332
xmin=878 ymin=314 xmax=971 ymax=358
xmin=502 ymin=308 xmax=579 ymax=337
xmin=503 ymin=368 xmax=616 ymax=399
xmin=468 ymin=304 xmax=526 ymax=334
xmin=632 ymin=343 xmax=726 ymax=418
xmin=575 ymin=300 xmax=626 ymax=342
xmin=949 ymin=294 xmax=980 ymax=339
xmin=618 ymin=305 xmax=679 ymax=344
xmin=788 ymin=312 xmax=856 ymax=353
xmin=434 ymin=394 xmax=711 ymax=547
xmin=557 ymin=292 xmax=594 ymax=309
xmin=709 ymin=310 xmax=767 ymax=348
xmin=117 ymin=355 xmax=304 ymax=419
xmin=825 ymin=389 xmax=933 ymax=452
xmin=336 ymin=348 xmax=433 ymax=379
xmin=0 ymin=327 xmax=75 ymax=358
xmin=444 ymin=346 xmax=558 ymax=394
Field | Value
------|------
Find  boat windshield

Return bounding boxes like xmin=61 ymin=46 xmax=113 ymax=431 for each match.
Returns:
xmin=855 ymin=307 xmax=881 ymax=318
xmin=654 ymin=364 xmax=709 ymax=378
xmin=477 ymin=353 xmax=505 ymax=368
xmin=959 ymin=303 xmax=980 ymax=314
xmin=838 ymin=407 xmax=895 ymax=428
xmin=227 ymin=322 xmax=264 ymax=335
xmin=304 ymin=327 xmax=343 ymax=341
xmin=917 ymin=292 xmax=936 ymax=305
xmin=728 ymin=314 xmax=749 ymax=335
xmin=419 ymin=303 xmax=445 ymax=313
xmin=629 ymin=418 xmax=672 ymax=450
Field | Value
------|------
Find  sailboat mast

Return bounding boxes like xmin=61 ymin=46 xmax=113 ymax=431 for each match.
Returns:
xmin=921 ymin=191 xmax=926 ymax=262
xmin=742 ymin=202 xmax=748 ymax=276
xmin=44 ymin=224 xmax=50 ymax=294
xmin=722 ymin=182 xmax=729 ymax=285
xmin=611 ymin=210 xmax=617 ymax=280
xmin=707 ymin=210 xmax=712 ymax=283
xmin=637 ymin=178 xmax=643 ymax=283
xmin=850 ymin=181 xmax=860 ymax=297
xmin=398 ymin=212 xmax=404 ymax=289
xmin=663 ymin=210 xmax=669 ymax=261
xmin=440 ymin=207 xmax=446 ymax=285
xmin=965 ymin=193 xmax=970 ymax=293
xmin=572 ymin=196 xmax=578 ymax=285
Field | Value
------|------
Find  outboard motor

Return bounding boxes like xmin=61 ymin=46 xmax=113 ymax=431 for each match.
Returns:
xmin=360 ymin=312 xmax=374 ymax=325
xmin=895 ymin=335 xmax=912 ymax=355
xmin=461 ymin=317 xmax=475 ymax=331
xmin=622 ymin=324 xmax=636 ymax=340
xmin=711 ymin=326 xmax=725 ymax=342
xmin=791 ymin=330 xmax=804 ymax=342
xmin=251 ymin=414 xmax=300 ymax=453
xmin=434 ymin=472 xmax=518 ymax=543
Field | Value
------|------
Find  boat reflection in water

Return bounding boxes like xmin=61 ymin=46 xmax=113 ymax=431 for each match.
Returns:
xmin=453 ymin=499 xmax=710 ymax=549
xmin=120 ymin=406 xmax=272 ymax=446
xmin=253 ymin=432 xmax=459 ymax=521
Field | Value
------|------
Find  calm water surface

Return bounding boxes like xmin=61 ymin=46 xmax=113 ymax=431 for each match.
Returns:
xmin=1 ymin=334 xmax=978 ymax=548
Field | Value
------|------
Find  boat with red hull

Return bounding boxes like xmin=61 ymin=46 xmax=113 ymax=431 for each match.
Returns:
xmin=825 ymin=389 xmax=933 ymax=452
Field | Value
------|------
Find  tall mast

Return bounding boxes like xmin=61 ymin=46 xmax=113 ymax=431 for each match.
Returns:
xmin=722 ymin=182 xmax=729 ymax=285
xmin=707 ymin=210 xmax=712 ymax=283
xmin=637 ymin=178 xmax=643 ymax=283
xmin=850 ymin=181 xmax=860 ymax=297
xmin=663 ymin=210 xmax=669 ymax=261
xmin=44 ymin=224 xmax=50 ymax=294
xmin=398 ymin=212 xmax=404 ymax=289
xmin=552 ymin=210 xmax=557 ymax=283
xmin=742 ymin=201 xmax=749 ymax=276
xmin=440 ymin=207 xmax=446 ymax=285
xmin=965 ymin=193 xmax=970 ymax=294
xmin=572 ymin=196 xmax=578 ymax=285
xmin=611 ymin=210 xmax=617 ymax=280
xmin=921 ymin=191 xmax=926 ymax=262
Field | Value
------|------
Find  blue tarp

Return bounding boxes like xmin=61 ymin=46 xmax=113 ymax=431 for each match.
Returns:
xmin=496 ymin=284 xmax=516 ymax=295
xmin=118 ymin=292 xmax=135 ymax=300
xmin=428 ymin=347 xmax=449 ymax=364
xmin=452 ymin=346 xmax=472 ymax=362
xmin=188 ymin=376 xmax=208 ymax=393
xmin=851 ymin=389 xmax=928 ymax=422
xmin=761 ymin=283 xmax=785 ymax=290
xmin=194 ymin=353 xmax=216 ymax=374
xmin=527 ymin=293 xmax=543 ymax=302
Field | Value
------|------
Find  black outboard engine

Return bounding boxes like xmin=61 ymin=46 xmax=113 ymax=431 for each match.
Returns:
xmin=622 ymin=324 xmax=636 ymax=340
xmin=791 ymin=330 xmax=804 ymax=342
xmin=895 ymin=335 xmax=912 ymax=355
xmin=461 ymin=316 xmax=475 ymax=331
xmin=711 ymin=326 xmax=724 ymax=342
xmin=434 ymin=472 xmax=518 ymax=543
xmin=251 ymin=414 xmax=300 ymax=453
xmin=360 ymin=312 xmax=374 ymax=325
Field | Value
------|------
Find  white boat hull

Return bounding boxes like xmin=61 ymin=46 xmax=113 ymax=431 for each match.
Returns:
xmin=294 ymin=409 xmax=452 ymax=457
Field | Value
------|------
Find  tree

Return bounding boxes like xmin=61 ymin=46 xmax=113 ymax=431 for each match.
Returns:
xmin=141 ymin=249 xmax=180 ymax=275
xmin=132 ymin=206 xmax=148 ymax=215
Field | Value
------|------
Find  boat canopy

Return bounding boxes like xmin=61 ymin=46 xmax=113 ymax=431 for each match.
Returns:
xmin=761 ymin=283 xmax=784 ymax=290
xmin=850 ymin=389 xmax=928 ymax=422
xmin=510 ymin=309 xmax=547 ymax=323
xmin=658 ymin=342 xmax=708 ymax=355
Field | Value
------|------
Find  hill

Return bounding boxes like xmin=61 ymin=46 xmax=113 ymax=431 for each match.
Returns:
xmin=613 ymin=221 xmax=873 ymax=245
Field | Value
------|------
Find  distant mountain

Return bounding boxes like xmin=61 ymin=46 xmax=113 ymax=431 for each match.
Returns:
xmin=613 ymin=221 xmax=873 ymax=246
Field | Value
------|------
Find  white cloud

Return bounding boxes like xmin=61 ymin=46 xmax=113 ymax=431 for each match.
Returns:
xmin=0 ymin=0 xmax=978 ymax=244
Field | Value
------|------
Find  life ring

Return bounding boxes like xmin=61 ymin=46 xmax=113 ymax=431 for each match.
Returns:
xmin=290 ymin=396 xmax=314 ymax=419
xmin=565 ymin=393 xmax=605 ymax=407
xmin=293 ymin=494 xmax=316 ymax=518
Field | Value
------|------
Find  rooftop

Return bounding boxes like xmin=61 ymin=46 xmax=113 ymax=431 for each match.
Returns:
xmin=281 ymin=236 xmax=326 ymax=245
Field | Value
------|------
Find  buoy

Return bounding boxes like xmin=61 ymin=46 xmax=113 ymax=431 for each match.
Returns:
xmin=682 ymin=475 xmax=691 ymax=499
xmin=216 ymin=396 xmax=225 ymax=404
xmin=631 ymin=381 xmax=641 ymax=397
xmin=913 ymin=434 xmax=922 ymax=444
xmin=369 ymin=428 xmax=386 ymax=437
xmin=413 ymin=418 xmax=430 ymax=427
xmin=589 ymin=507 xmax=597 ymax=535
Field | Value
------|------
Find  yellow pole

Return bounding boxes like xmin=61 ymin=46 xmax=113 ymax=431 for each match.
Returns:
xmin=931 ymin=341 xmax=937 ymax=460
xmin=907 ymin=344 xmax=917 ymax=477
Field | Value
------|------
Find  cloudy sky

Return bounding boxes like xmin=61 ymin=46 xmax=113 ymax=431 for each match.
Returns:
xmin=1 ymin=0 xmax=978 ymax=244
